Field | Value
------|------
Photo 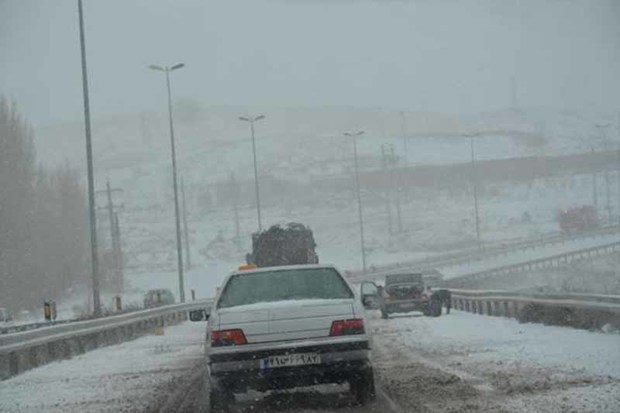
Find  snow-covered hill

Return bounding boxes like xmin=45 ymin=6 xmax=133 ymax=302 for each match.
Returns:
xmin=32 ymin=106 xmax=620 ymax=297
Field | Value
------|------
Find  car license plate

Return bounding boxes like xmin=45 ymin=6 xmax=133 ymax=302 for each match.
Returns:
xmin=260 ymin=353 xmax=321 ymax=370
xmin=399 ymin=302 xmax=415 ymax=309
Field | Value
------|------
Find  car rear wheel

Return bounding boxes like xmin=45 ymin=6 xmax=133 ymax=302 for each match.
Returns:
xmin=350 ymin=367 xmax=376 ymax=405
xmin=381 ymin=308 xmax=389 ymax=319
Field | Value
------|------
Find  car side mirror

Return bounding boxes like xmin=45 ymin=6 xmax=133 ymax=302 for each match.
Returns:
xmin=189 ymin=309 xmax=209 ymax=322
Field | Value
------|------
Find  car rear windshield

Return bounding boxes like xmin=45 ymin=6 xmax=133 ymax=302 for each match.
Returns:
xmin=217 ymin=267 xmax=353 ymax=309
xmin=386 ymin=273 xmax=423 ymax=284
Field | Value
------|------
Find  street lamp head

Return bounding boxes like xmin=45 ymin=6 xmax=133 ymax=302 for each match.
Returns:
xmin=148 ymin=64 xmax=165 ymax=72
xmin=239 ymin=116 xmax=250 ymax=122
xmin=344 ymin=131 xmax=364 ymax=137
xmin=170 ymin=63 xmax=185 ymax=71
xmin=255 ymin=115 xmax=266 ymax=122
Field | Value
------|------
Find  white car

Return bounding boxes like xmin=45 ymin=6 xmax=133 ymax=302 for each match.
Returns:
xmin=191 ymin=264 xmax=375 ymax=412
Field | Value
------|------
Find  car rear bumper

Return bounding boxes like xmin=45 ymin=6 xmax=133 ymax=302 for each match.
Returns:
xmin=208 ymin=340 xmax=371 ymax=392
xmin=383 ymin=299 xmax=428 ymax=313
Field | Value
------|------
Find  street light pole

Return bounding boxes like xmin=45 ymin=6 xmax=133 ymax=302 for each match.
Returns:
xmin=466 ymin=133 xmax=482 ymax=250
xmin=345 ymin=131 xmax=367 ymax=272
xmin=239 ymin=115 xmax=266 ymax=231
xmin=149 ymin=62 xmax=186 ymax=303
xmin=77 ymin=0 xmax=101 ymax=316
xmin=181 ymin=177 xmax=191 ymax=270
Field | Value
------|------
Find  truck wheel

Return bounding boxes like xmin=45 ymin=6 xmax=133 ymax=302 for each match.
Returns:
xmin=209 ymin=385 xmax=232 ymax=413
xmin=432 ymin=300 xmax=442 ymax=317
xmin=350 ymin=367 xmax=376 ymax=405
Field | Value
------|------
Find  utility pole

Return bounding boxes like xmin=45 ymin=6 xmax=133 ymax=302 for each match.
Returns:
xmin=466 ymin=133 xmax=482 ymax=250
xmin=106 ymin=181 xmax=121 ymax=294
xmin=97 ymin=180 xmax=123 ymax=295
xmin=591 ymin=146 xmax=599 ymax=215
xmin=400 ymin=112 xmax=408 ymax=164
xmin=510 ymin=75 xmax=518 ymax=111
xmin=113 ymin=212 xmax=123 ymax=294
xmin=140 ymin=113 xmax=149 ymax=143
xmin=380 ymin=145 xmax=393 ymax=234
xmin=596 ymin=124 xmax=613 ymax=224
xmin=345 ymin=131 xmax=367 ymax=272
xmin=389 ymin=145 xmax=403 ymax=232
xmin=77 ymin=0 xmax=100 ymax=316
xmin=181 ymin=177 xmax=191 ymax=270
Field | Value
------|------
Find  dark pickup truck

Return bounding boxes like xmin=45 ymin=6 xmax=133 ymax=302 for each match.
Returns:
xmin=361 ymin=273 xmax=444 ymax=318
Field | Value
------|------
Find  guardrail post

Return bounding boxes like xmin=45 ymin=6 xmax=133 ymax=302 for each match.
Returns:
xmin=512 ymin=301 xmax=520 ymax=318
xmin=492 ymin=301 xmax=499 ymax=316
xmin=0 ymin=353 xmax=10 ymax=380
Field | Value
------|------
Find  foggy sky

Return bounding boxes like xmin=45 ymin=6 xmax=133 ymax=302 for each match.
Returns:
xmin=1 ymin=0 xmax=619 ymax=127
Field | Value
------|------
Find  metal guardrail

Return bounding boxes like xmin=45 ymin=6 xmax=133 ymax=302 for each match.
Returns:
xmin=0 ymin=300 xmax=212 ymax=380
xmin=1 ymin=320 xmax=74 ymax=336
xmin=349 ymin=224 xmax=620 ymax=279
xmin=450 ymin=289 xmax=620 ymax=305
xmin=447 ymin=241 xmax=620 ymax=288
xmin=450 ymin=289 xmax=620 ymax=322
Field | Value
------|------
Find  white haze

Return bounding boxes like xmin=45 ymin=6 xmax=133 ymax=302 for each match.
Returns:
xmin=0 ymin=0 xmax=619 ymax=130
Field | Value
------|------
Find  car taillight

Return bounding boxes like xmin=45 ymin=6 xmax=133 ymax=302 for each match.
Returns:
xmin=330 ymin=319 xmax=365 ymax=336
xmin=211 ymin=329 xmax=247 ymax=346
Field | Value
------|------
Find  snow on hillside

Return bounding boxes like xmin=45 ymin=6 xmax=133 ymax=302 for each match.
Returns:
xmin=30 ymin=107 xmax=620 ymax=300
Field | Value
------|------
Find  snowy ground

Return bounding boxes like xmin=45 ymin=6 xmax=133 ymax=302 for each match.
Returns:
xmin=2 ymin=310 xmax=619 ymax=412
xmin=370 ymin=310 xmax=620 ymax=412
xmin=0 ymin=322 xmax=206 ymax=412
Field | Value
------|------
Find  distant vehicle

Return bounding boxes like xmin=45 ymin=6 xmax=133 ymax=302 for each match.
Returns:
xmin=246 ymin=222 xmax=318 ymax=268
xmin=143 ymin=289 xmax=175 ymax=308
xmin=361 ymin=272 xmax=442 ymax=318
xmin=0 ymin=307 xmax=12 ymax=322
xmin=558 ymin=205 xmax=599 ymax=233
xmin=190 ymin=264 xmax=375 ymax=412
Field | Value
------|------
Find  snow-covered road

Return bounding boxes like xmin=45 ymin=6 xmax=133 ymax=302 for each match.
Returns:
xmin=370 ymin=310 xmax=620 ymax=412
xmin=1 ymin=311 xmax=619 ymax=412
xmin=0 ymin=322 xmax=205 ymax=412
